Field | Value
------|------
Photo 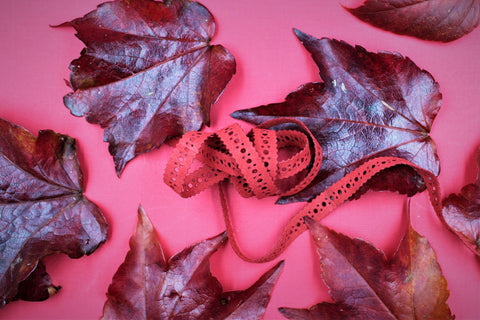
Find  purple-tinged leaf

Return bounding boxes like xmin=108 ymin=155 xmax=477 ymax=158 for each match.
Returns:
xmin=0 ymin=118 xmax=108 ymax=306
xmin=101 ymin=206 xmax=283 ymax=319
xmin=232 ymin=30 xmax=440 ymax=204
xmin=58 ymin=0 xmax=236 ymax=175
xmin=345 ymin=0 xmax=479 ymax=42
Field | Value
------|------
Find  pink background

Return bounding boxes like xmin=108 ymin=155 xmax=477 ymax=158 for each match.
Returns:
xmin=1 ymin=0 xmax=480 ymax=319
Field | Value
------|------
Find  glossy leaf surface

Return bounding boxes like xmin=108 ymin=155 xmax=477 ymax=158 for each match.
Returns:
xmin=60 ymin=0 xmax=236 ymax=175
xmin=279 ymin=217 xmax=453 ymax=320
xmin=442 ymin=147 xmax=480 ymax=255
xmin=345 ymin=0 xmax=480 ymax=42
xmin=0 ymin=118 xmax=108 ymax=306
xmin=101 ymin=206 xmax=283 ymax=319
xmin=232 ymin=30 xmax=441 ymax=204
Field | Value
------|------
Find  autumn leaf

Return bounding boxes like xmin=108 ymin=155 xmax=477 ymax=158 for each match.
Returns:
xmin=344 ymin=0 xmax=480 ymax=42
xmin=58 ymin=0 xmax=236 ymax=176
xmin=14 ymin=261 xmax=60 ymax=302
xmin=0 ymin=118 xmax=108 ymax=306
xmin=101 ymin=206 xmax=283 ymax=319
xmin=232 ymin=29 xmax=441 ymax=204
xmin=279 ymin=217 xmax=454 ymax=320
xmin=442 ymin=147 xmax=480 ymax=255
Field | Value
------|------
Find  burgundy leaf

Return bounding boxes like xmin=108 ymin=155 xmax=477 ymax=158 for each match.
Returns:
xmin=279 ymin=217 xmax=453 ymax=319
xmin=442 ymin=147 xmax=480 ymax=255
xmin=0 ymin=118 xmax=108 ymax=306
xmin=101 ymin=206 xmax=283 ymax=319
xmin=15 ymin=262 xmax=60 ymax=302
xmin=345 ymin=0 xmax=480 ymax=42
xmin=232 ymin=30 xmax=440 ymax=204
xmin=58 ymin=0 xmax=236 ymax=176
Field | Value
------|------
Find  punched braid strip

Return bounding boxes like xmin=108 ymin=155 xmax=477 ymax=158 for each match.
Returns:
xmin=164 ymin=118 xmax=442 ymax=263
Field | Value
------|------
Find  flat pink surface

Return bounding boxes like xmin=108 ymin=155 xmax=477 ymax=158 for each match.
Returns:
xmin=1 ymin=0 xmax=479 ymax=319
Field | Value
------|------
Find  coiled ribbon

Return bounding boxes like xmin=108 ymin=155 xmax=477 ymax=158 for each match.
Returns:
xmin=164 ymin=118 xmax=443 ymax=263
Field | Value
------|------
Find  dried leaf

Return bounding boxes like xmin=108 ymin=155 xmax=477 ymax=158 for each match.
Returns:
xmin=442 ymin=147 xmax=480 ymax=255
xmin=101 ymin=206 xmax=283 ymax=319
xmin=15 ymin=262 xmax=60 ymax=302
xmin=345 ymin=0 xmax=480 ymax=42
xmin=0 ymin=118 xmax=108 ymax=306
xmin=279 ymin=217 xmax=454 ymax=320
xmin=232 ymin=30 xmax=440 ymax=204
xmin=58 ymin=0 xmax=236 ymax=175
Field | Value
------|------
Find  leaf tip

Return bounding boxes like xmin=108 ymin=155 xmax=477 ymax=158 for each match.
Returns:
xmin=215 ymin=230 xmax=229 ymax=244
xmin=47 ymin=285 xmax=61 ymax=298
xmin=278 ymin=306 xmax=297 ymax=318
xmin=270 ymin=260 xmax=285 ymax=276
xmin=49 ymin=21 xmax=72 ymax=29
xmin=136 ymin=204 xmax=154 ymax=233
xmin=270 ymin=260 xmax=286 ymax=282
xmin=302 ymin=215 xmax=315 ymax=228
xmin=195 ymin=231 xmax=228 ymax=255
xmin=230 ymin=110 xmax=242 ymax=119
xmin=137 ymin=205 xmax=146 ymax=217
xmin=293 ymin=28 xmax=309 ymax=42
xmin=293 ymin=28 xmax=326 ymax=46
xmin=340 ymin=0 xmax=363 ymax=12
xmin=114 ymin=163 xmax=125 ymax=178
xmin=303 ymin=216 xmax=330 ymax=243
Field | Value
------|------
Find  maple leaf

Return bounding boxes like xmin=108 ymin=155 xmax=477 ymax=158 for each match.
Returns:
xmin=279 ymin=217 xmax=454 ymax=320
xmin=232 ymin=29 xmax=441 ymax=204
xmin=344 ymin=0 xmax=480 ymax=42
xmin=58 ymin=0 xmax=236 ymax=176
xmin=442 ymin=147 xmax=480 ymax=255
xmin=0 ymin=118 xmax=108 ymax=306
xmin=101 ymin=206 xmax=283 ymax=320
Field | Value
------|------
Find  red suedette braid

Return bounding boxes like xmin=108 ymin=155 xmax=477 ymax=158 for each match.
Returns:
xmin=164 ymin=118 xmax=443 ymax=263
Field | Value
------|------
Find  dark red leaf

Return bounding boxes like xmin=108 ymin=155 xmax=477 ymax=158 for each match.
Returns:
xmin=101 ymin=206 xmax=283 ymax=319
xmin=279 ymin=217 xmax=454 ymax=319
xmin=442 ymin=147 xmax=480 ymax=255
xmin=232 ymin=30 xmax=440 ymax=204
xmin=15 ymin=262 xmax=60 ymax=302
xmin=0 ymin=118 xmax=108 ymax=306
xmin=345 ymin=0 xmax=479 ymax=42
xmin=58 ymin=0 xmax=236 ymax=176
